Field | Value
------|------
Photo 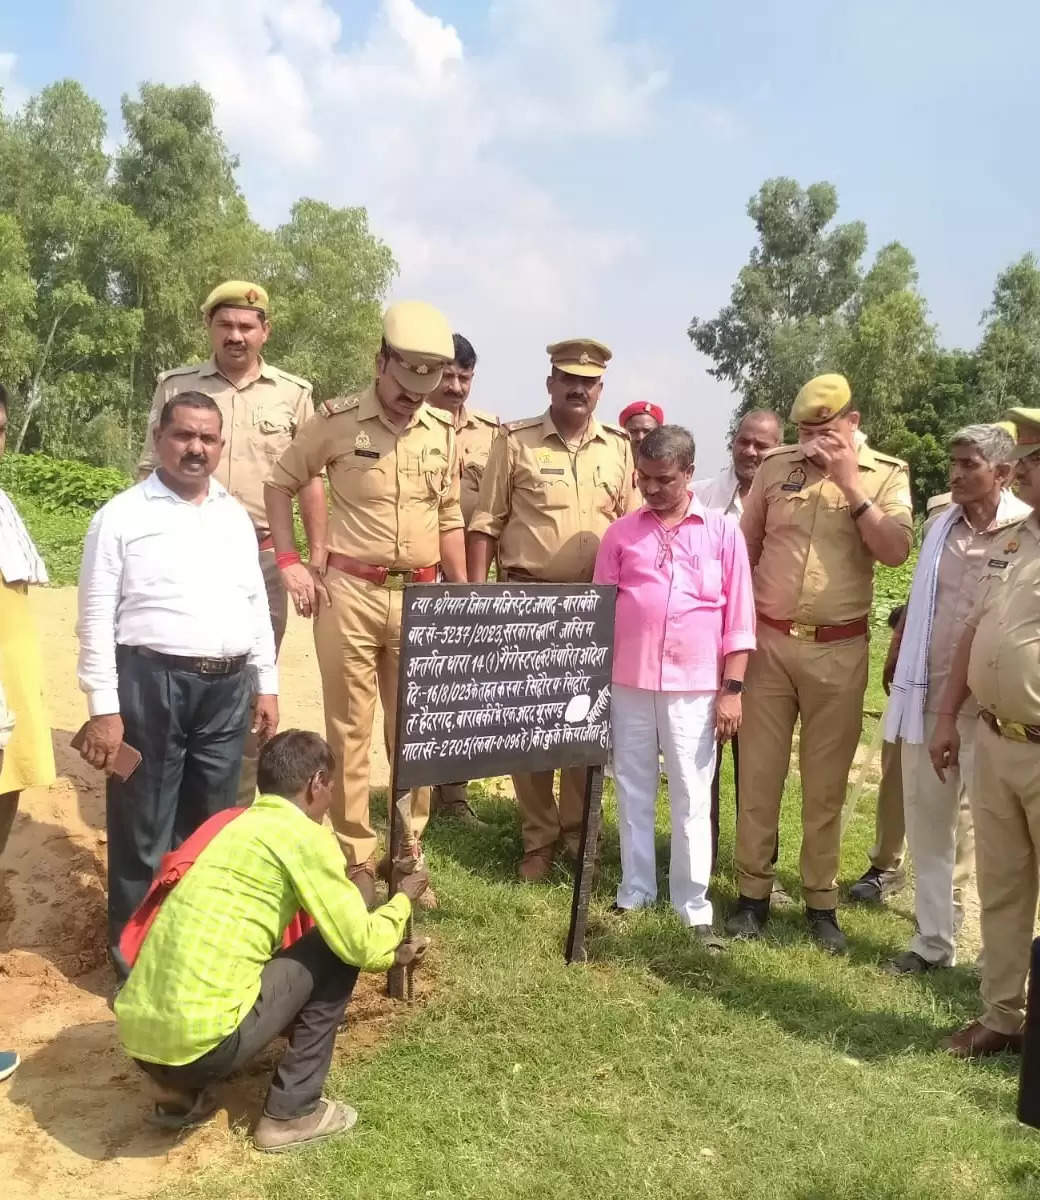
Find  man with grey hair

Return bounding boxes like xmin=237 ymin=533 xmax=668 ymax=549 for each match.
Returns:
xmin=883 ymin=423 xmax=1029 ymax=974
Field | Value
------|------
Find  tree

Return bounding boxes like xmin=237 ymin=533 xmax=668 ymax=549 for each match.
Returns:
xmin=688 ymin=178 xmax=866 ymax=414
xmin=976 ymin=253 xmax=1040 ymax=413
xmin=262 ymin=199 xmax=396 ymax=401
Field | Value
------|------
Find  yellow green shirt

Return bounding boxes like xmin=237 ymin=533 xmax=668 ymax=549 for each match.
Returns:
xmin=115 ymin=794 xmax=410 ymax=1066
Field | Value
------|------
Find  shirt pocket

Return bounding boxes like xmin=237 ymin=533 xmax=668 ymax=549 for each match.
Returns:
xmin=594 ymin=463 xmax=621 ymax=515
xmin=517 ymin=460 xmax=571 ymax=509
xmin=253 ymin=403 xmax=295 ymax=460
xmin=333 ymin=455 xmax=391 ymax=504
xmin=683 ymin=556 xmax=723 ymax=603
xmin=767 ymin=488 xmax=811 ymax=529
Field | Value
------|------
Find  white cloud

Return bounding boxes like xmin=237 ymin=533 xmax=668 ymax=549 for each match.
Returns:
xmin=0 ymin=51 xmax=29 ymax=114
xmin=64 ymin=0 xmax=736 ymax=463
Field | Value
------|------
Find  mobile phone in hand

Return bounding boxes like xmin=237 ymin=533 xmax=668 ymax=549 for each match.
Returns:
xmin=71 ymin=724 xmax=143 ymax=782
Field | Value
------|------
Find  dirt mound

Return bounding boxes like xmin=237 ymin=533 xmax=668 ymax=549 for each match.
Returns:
xmin=0 ymin=588 xmax=396 ymax=1200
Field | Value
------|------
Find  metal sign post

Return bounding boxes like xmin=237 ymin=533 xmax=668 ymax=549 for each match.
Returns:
xmin=564 ymin=765 xmax=605 ymax=965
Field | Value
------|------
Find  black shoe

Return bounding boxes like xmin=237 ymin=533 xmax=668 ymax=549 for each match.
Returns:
xmin=724 ymin=896 xmax=769 ymax=940
xmin=806 ymin=907 xmax=847 ymax=955
xmin=884 ymin=949 xmax=944 ymax=976
xmin=848 ymin=865 xmax=906 ymax=904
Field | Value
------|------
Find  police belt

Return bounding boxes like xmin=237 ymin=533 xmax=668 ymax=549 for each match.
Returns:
xmin=326 ymin=552 xmax=437 ymax=591
xmin=758 ymin=613 xmax=869 ymax=643
xmin=980 ymin=709 xmax=1040 ymax=745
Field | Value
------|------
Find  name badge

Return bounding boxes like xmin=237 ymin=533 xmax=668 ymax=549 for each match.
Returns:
xmin=987 ymin=558 xmax=1009 ymax=569
xmin=781 ymin=467 xmax=807 ymax=493
xmin=540 ymin=468 xmax=566 ymax=476
xmin=354 ymin=449 xmax=380 ymax=459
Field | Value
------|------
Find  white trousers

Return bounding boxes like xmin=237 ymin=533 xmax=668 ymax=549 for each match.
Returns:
xmin=612 ymin=685 xmax=717 ymax=926
xmin=902 ymin=711 xmax=976 ymax=965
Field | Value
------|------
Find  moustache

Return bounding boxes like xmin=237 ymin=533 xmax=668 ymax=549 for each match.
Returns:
xmin=180 ymin=455 xmax=206 ymax=466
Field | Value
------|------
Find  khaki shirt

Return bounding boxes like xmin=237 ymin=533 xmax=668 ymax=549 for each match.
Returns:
xmin=968 ymin=513 xmax=1040 ymax=725
xmin=469 ymin=411 xmax=635 ymax=583
xmin=138 ymin=357 xmax=313 ymax=534
xmin=268 ymin=385 xmax=463 ymax=570
xmin=925 ymin=492 xmax=1031 ymax=714
xmin=454 ymin=406 xmax=500 ymax=525
xmin=741 ymin=442 xmax=913 ymax=626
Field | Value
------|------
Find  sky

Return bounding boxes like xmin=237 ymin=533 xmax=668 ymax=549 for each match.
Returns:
xmin=2 ymin=0 xmax=1039 ymax=474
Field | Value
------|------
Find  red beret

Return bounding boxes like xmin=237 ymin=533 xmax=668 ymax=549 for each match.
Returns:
xmin=619 ymin=402 xmax=664 ymax=428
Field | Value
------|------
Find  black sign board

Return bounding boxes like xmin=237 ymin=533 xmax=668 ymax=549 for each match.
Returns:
xmin=394 ymin=582 xmax=616 ymax=790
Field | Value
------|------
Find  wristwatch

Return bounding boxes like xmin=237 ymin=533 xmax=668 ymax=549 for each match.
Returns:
xmin=851 ymin=498 xmax=873 ymax=521
xmin=721 ymin=679 xmax=744 ymax=694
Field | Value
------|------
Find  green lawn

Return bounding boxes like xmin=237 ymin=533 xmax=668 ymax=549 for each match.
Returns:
xmin=177 ymin=630 xmax=1039 ymax=1200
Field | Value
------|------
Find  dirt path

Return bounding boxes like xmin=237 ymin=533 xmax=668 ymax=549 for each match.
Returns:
xmin=0 ymin=588 xmax=392 ymax=1200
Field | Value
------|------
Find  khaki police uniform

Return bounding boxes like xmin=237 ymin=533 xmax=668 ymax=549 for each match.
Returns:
xmin=456 ymin=406 xmax=501 ymax=525
xmin=470 ymin=403 xmax=634 ymax=858
xmin=737 ymin=386 xmax=913 ymax=910
xmin=965 ymin=513 xmax=1040 ymax=1033
xmin=269 ymin=376 xmax=462 ymax=866
xmin=434 ymin=404 xmax=500 ymax=818
xmin=138 ymin=281 xmax=314 ymax=805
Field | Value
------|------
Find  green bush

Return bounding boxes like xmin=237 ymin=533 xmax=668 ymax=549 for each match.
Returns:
xmin=0 ymin=452 xmax=131 ymax=513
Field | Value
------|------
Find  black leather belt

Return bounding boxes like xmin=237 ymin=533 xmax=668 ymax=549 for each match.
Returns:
xmin=122 ymin=645 xmax=249 ymax=676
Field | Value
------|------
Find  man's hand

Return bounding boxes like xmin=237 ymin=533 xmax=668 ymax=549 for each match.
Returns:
xmin=394 ymin=864 xmax=430 ymax=904
xmin=280 ymin=561 xmax=330 ymax=618
xmin=79 ymin=714 xmax=125 ymax=773
xmin=394 ymin=934 xmax=431 ymax=966
xmin=882 ymin=643 xmax=900 ymax=696
xmin=811 ymin=431 xmax=861 ymax=493
xmin=252 ymin=695 xmax=279 ymax=745
xmin=715 ymin=691 xmax=742 ymax=742
xmin=929 ymin=715 xmax=960 ymax=782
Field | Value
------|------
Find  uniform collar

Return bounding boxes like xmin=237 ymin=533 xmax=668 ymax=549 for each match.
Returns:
xmin=541 ymin=409 xmax=606 ymax=446
xmin=954 ymin=490 xmax=1033 ymax=533
xmin=198 ymin=355 xmax=274 ymax=384
xmin=143 ymin=471 xmax=226 ymax=504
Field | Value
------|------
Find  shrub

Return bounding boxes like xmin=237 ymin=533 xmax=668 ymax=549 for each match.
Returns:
xmin=0 ymin=452 xmax=131 ymax=513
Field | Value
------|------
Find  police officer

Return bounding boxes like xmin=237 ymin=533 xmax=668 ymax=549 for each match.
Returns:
xmin=426 ymin=333 xmax=499 ymax=828
xmin=727 ymin=373 xmax=913 ymax=953
xmin=138 ymin=281 xmax=322 ymax=802
xmin=468 ymin=338 xmax=635 ymax=881
xmin=265 ymin=301 xmax=465 ymax=909
xmin=931 ymin=408 xmax=1040 ymax=1057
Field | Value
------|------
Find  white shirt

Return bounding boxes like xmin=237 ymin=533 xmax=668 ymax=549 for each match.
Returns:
xmin=0 ymin=488 xmax=48 ymax=584
xmin=693 ymin=463 xmax=743 ymax=517
xmin=0 ymin=675 xmax=12 ymax=750
xmin=77 ymin=472 xmax=278 ymax=716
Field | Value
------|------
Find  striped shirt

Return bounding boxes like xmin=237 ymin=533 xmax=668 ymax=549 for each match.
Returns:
xmin=0 ymin=488 xmax=48 ymax=584
xmin=115 ymin=793 xmax=411 ymax=1066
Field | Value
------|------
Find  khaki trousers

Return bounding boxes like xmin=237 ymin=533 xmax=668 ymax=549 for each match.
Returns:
xmin=736 ymin=623 xmax=867 ymax=909
xmin=513 ymin=767 xmax=588 ymax=856
xmin=973 ymin=718 xmax=1040 ymax=1036
xmin=236 ymin=548 xmax=289 ymax=805
xmin=313 ymin=569 xmax=430 ymax=866
xmin=868 ymin=738 xmax=907 ymax=872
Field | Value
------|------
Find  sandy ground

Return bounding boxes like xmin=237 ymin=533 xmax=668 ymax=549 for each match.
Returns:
xmin=0 ymin=589 xmax=394 ymax=1200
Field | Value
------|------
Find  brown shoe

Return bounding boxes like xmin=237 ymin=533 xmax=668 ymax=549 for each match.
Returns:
xmin=944 ymin=1020 xmax=1023 ymax=1059
xmin=414 ymin=883 xmax=438 ymax=911
xmin=518 ymin=847 xmax=554 ymax=883
xmin=434 ymin=784 xmax=489 ymax=830
xmin=347 ymin=860 xmax=378 ymax=908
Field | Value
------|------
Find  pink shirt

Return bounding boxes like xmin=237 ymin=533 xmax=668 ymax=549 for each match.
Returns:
xmin=593 ymin=494 xmax=756 ymax=692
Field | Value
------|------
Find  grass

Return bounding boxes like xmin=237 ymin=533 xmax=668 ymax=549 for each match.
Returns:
xmin=174 ymin=636 xmax=1039 ymax=1200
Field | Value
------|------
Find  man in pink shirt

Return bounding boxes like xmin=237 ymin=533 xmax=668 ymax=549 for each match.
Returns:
xmin=594 ymin=426 xmax=756 ymax=944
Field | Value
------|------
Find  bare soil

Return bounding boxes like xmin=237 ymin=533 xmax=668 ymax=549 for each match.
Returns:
xmin=0 ymin=589 xmax=395 ymax=1200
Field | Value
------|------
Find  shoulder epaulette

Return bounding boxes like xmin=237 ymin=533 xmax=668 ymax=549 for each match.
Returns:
xmin=269 ymin=365 xmax=313 ymax=392
xmin=469 ymin=408 xmax=500 ymax=427
xmin=505 ymin=417 xmax=543 ymax=434
xmin=157 ymin=363 xmax=203 ymax=383
xmin=426 ymin=404 xmax=453 ymax=425
xmin=600 ymin=420 xmax=629 ymax=439
xmin=872 ymin=449 xmax=909 ymax=469
xmin=320 ymin=393 xmax=361 ymax=418
xmin=763 ymin=444 xmax=799 ymax=460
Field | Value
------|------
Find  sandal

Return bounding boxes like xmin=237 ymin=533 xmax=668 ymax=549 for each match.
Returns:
xmin=147 ymin=1084 xmax=219 ymax=1130
xmin=253 ymin=1097 xmax=358 ymax=1153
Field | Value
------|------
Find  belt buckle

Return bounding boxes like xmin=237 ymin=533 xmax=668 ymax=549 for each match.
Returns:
xmin=199 ymin=657 xmax=227 ymax=676
xmin=789 ymin=622 xmax=817 ymax=641
xmin=385 ymin=573 xmax=405 ymax=592
xmin=1001 ymin=718 xmax=1029 ymax=743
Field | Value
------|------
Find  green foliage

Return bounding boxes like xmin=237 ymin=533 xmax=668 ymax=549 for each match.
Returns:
xmin=6 ymin=494 xmax=91 ymax=586
xmin=0 ymin=78 xmax=396 ymax=461
xmin=0 ymin=451 xmax=129 ymax=512
xmin=690 ymin=178 xmax=1040 ymax=511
